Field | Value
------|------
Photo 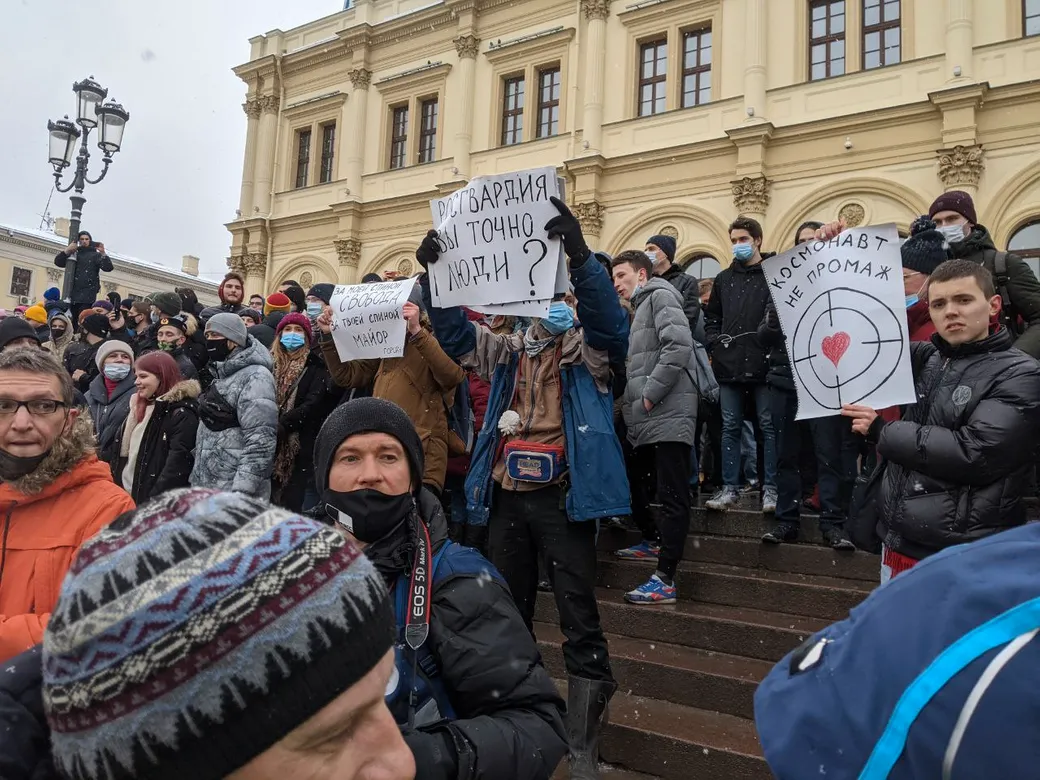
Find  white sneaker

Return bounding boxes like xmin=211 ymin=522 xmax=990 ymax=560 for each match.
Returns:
xmin=706 ymin=487 xmax=739 ymax=512
xmin=762 ymin=487 xmax=778 ymax=514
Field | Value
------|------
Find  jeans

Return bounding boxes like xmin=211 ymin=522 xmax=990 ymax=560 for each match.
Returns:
xmin=770 ymin=386 xmax=803 ymax=525
xmin=740 ymin=420 xmax=758 ymax=483
xmin=632 ymin=442 xmax=692 ymax=581
xmin=720 ymin=383 xmax=776 ymax=489
xmin=489 ymin=484 xmax=614 ymax=683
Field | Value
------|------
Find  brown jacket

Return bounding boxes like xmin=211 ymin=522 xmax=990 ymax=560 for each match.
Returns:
xmin=322 ymin=327 xmax=465 ymax=491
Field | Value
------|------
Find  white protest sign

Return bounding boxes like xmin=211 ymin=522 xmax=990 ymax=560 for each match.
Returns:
xmin=328 ymin=277 xmax=416 ymax=362
xmin=429 ymin=166 xmax=562 ymax=307
xmin=469 ymin=299 xmax=552 ymax=318
xmin=762 ymin=223 xmax=915 ymax=420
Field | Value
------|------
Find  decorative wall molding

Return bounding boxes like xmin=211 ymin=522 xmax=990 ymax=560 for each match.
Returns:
xmin=574 ymin=201 xmax=605 ymax=235
xmin=581 ymin=0 xmax=611 ymax=21
xmin=349 ymin=68 xmax=372 ymax=90
xmin=243 ymin=99 xmax=263 ymax=120
xmin=731 ymin=176 xmax=771 ymax=215
xmin=335 ymin=238 xmax=362 ymax=267
xmin=838 ymin=203 xmax=866 ymax=227
xmin=937 ymin=144 xmax=984 ymax=190
xmin=453 ymin=34 xmax=480 ymax=59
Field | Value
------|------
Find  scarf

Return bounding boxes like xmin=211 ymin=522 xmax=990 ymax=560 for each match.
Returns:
xmin=272 ymin=345 xmax=308 ymax=487
xmin=120 ymin=394 xmax=154 ymax=458
xmin=523 ymin=324 xmax=557 ymax=358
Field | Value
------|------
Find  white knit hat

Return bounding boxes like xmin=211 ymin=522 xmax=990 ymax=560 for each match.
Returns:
xmin=95 ymin=339 xmax=135 ymax=370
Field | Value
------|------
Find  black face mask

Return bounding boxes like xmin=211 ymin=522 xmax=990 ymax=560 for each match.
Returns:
xmin=51 ymin=328 xmax=66 ymax=338
xmin=323 ymin=488 xmax=414 ymax=544
xmin=206 ymin=339 xmax=232 ymax=363
xmin=0 ymin=449 xmax=50 ymax=481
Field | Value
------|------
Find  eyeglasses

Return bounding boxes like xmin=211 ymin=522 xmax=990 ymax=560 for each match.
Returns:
xmin=0 ymin=399 xmax=67 ymax=416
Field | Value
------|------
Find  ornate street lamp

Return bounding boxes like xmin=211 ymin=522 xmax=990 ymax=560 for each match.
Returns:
xmin=47 ymin=77 xmax=130 ymax=301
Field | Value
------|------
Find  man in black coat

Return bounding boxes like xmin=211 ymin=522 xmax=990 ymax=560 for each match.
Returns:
xmin=64 ymin=313 xmax=111 ymax=392
xmin=842 ymin=259 xmax=1040 ymax=580
xmin=52 ymin=231 xmax=113 ymax=325
xmin=646 ymin=233 xmax=705 ymax=344
xmin=314 ymin=398 xmax=568 ymax=780
xmin=704 ymin=216 xmax=777 ymax=514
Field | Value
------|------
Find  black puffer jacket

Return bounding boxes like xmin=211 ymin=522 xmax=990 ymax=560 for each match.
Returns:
xmin=947 ymin=225 xmax=1040 ymax=358
xmin=85 ymin=372 xmax=135 ymax=464
xmin=64 ymin=339 xmax=102 ymax=393
xmin=52 ymin=245 xmax=113 ymax=306
xmin=873 ymin=328 xmax=1040 ymax=560
xmin=704 ymin=256 xmax=774 ymax=383
xmin=370 ymin=491 xmax=567 ymax=780
xmin=111 ymin=380 xmax=201 ymax=503
xmin=757 ymin=303 xmax=794 ymax=392
xmin=659 ymin=263 xmax=706 ymax=344
xmin=0 ymin=646 xmax=56 ymax=780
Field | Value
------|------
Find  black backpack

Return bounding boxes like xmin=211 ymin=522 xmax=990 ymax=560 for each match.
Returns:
xmin=992 ymin=251 xmax=1025 ymax=337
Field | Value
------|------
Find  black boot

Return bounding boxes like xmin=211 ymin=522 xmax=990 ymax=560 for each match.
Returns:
xmin=567 ymin=676 xmax=617 ymax=780
xmin=447 ymin=520 xmax=465 ymax=543
xmin=463 ymin=523 xmax=489 ymax=557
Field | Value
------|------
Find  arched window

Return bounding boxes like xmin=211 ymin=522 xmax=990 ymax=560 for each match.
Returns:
xmin=682 ymin=254 xmax=721 ymax=280
xmin=1009 ymin=220 xmax=1040 ymax=280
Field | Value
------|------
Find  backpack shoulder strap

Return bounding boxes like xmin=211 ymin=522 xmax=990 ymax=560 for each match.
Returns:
xmin=993 ymin=250 xmax=1010 ymax=282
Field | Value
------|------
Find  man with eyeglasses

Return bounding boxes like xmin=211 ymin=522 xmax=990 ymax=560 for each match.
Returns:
xmin=0 ymin=348 xmax=134 ymax=663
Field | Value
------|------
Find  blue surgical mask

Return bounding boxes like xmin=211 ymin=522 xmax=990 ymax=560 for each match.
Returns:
xmin=938 ymin=224 xmax=966 ymax=247
xmin=542 ymin=302 xmax=575 ymax=335
xmin=733 ymin=244 xmax=755 ymax=263
xmin=306 ymin=302 xmax=323 ymax=318
xmin=103 ymin=363 xmax=131 ymax=381
xmin=905 ymin=295 xmax=919 ymax=309
xmin=280 ymin=332 xmax=306 ymax=351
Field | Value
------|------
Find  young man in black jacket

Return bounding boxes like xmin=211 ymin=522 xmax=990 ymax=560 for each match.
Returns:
xmin=52 ymin=231 xmax=113 ymax=325
xmin=646 ymin=233 xmax=705 ymax=343
xmin=842 ymin=259 xmax=1040 ymax=581
xmin=704 ymin=217 xmax=777 ymax=514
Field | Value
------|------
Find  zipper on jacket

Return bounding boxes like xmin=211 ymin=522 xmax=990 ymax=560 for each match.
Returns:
xmin=522 ymin=353 xmax=539 ymax=438
xmin=892 ymin=357 xmax=951 ymax=502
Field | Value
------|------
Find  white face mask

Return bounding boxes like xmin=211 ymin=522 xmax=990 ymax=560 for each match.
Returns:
xmin=646 ymin=251 xmax=658 ymax=264
xmin=938 ymin=224 xmax=966 ymax=247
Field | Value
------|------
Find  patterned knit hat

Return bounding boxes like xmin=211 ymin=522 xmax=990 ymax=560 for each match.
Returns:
xmin=42 ymin=488 xmax=394 ymax=780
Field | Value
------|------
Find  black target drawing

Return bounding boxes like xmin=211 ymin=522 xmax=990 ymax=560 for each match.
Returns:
xmin=790 ymin=287 xmax=906 ymax=411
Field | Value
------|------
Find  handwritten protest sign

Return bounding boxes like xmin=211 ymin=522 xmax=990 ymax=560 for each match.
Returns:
xmin=469 ymin=299 xmax=552 ymax=318
xmin=328 ymin=277 xmax=416 ymax=362
xmin=428 ymin=166 xmax=562 ymax=307
xmin=763 ymin=223 xmax=915 ymax=420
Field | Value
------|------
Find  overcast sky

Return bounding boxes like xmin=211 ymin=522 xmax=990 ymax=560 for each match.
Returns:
xmin=0 ymin=0 xmax=339 ymax=282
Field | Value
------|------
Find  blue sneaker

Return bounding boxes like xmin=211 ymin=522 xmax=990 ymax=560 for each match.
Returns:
xmin=614 ymin=540 xmax=660 ymax=562
xmin=624 ymin=574 xmax=677 ymax=605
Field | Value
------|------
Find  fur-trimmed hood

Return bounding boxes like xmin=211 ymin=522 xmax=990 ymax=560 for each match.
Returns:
xmin=159 ymin=378 xmax=201 ymax=404
xmin=183 ymin=313 xmax=200 ymax=338
xmin=0 ymin=411 xmax=98 ymax=498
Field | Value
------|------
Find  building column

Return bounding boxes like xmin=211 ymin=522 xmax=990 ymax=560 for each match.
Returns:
xmin=242 ymin=253 xmax=268 ymax=296
xmin=452 ymin=35 xmax=480 ymax=178
xmin=945 ymin=0 xmax=974 ymax=83
xmin=732 ymin=176 xmax=771 ymax=223
xmin=239 ymin=98 xmax=261 ymax=215
xmin=743 ymin=0 xmax=768 ymax=122
xmin=335 ymin=238 xmax=362 ymax=284
xmin=343 ymin=69 xmax=371 ymax=198
xmin=253 ymin=95 xmax=279 ymax=216
xmin=580 ymin=0 xmax=610 ymax=156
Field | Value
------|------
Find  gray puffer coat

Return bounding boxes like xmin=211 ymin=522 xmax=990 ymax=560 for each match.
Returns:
xmin=622 ymin=277 xmax=697 ymax=448
xmin=190 ymin=336 xmax=277 ymax=499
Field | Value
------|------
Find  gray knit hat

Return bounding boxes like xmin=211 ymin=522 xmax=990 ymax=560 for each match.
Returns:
xmin=42 ymin=488 xmax=394 ymax=780
xmin=205 ymin=311 xmax=248 ymax=347
xmin=94 ymin=339 xmax=135 ymax=370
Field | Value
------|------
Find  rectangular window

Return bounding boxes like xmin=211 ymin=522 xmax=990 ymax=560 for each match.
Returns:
xmin=681 ymin=27 xmax=712 ymax=108
xmin=501 ymin=77 xmax=525 ymax=146
xmin=809 ymin=0 xmax=846 ymax=81
xmin=319 ymin=124 xmax=336 ymax=183
xmin=418 ymin=99 xmax=438 ymax=164
xmin=638 ymin=38 xmax=668 ymax=116
xmin=863 ymin=0 xmax=900 ymax=69
xmin=294 ymin=129 xmax=312 ymax=189
xmin=9 ymin=267 xmax=31 ymax=298
xmin=1027 ymin=0 xmax=1040 ymax=36
xmin=389 ymin=105 xmax=409 ymax=170
xmin=536 ymin=67 xmax=561 ymax=139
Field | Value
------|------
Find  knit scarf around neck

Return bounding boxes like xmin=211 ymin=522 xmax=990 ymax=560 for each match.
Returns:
xmin=523 ymin=324 xmax=558 ymax=358
xmin=272 ymin=345 xmax=308 ymax=487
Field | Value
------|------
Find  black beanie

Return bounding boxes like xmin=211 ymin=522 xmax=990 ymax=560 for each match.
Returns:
xmin=0 ymin=318 xmax=40 ymax=350
xmin=307 ymin=283 xmax=335 ymax=305
xmin=901 ymin=217 xmax=948 ymax=276
xmin=82 ymin=313 xmax=111 ymax=339
xmin=314 ymin=398 xmax=425 ymax=495
xmin=283 ymin=284 xmax=306 ymax=312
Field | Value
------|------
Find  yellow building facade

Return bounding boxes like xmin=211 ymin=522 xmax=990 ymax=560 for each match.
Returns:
xmin=228 ymin=0 xmax=1040 ymax=292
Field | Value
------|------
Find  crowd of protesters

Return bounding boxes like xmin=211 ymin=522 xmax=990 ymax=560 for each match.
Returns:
xmin=0 ymin=183 xmax=1034 ymax=779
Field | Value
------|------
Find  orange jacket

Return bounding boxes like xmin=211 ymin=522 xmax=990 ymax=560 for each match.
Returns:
xmin=0 ymin=427 xmax=135 ymax=662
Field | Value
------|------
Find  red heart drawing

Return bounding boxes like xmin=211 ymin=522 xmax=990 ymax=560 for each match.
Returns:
xmin=821 ymin=332 xmax=851 ymax=368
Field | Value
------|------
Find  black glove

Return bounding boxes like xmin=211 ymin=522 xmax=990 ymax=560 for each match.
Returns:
xmin=544 ymin=196 xmax=590 ymax=265
xmin=416 ymin=230 xmax=441 ymax=270
xmin=766 ymin=304 xmax=780 ymax=331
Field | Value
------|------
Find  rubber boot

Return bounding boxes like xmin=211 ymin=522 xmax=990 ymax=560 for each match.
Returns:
xmin=567 ymin=676 xmax=618 ymax=780
xmin=463 ymin=523 xmax=489 ymax=557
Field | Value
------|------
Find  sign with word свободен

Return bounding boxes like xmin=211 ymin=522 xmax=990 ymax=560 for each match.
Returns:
xmin=328 ymin=277 xmax=417 ymax=362
xmin=428 ymin=166 xmax=562 ymax=308
xmin=762 ymin=223 xmax=915 ymax=420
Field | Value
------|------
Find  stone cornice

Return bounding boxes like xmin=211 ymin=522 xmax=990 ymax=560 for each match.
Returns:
xmin=484 ymin=26 xmax=575 ymax=65
xmin=375 ymin=62 xmax=452 ymax=101
xmin=282 ymin=91 xmax=346 ymax=121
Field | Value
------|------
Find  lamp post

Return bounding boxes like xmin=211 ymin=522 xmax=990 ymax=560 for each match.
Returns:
xmin=47 ymin=76 xmax=130 ymax=301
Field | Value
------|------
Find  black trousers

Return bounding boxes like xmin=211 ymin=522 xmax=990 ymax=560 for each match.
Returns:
xmin=489 ymin=483 xmax=614 ymax=683
xmin=631 ymin=442 xmax=692 ymax=581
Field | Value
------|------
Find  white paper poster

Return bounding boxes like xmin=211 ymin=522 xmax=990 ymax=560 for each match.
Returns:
xmin=468 ymin=299 xmax=553 ymax=318
xmin=328 ymin=277 xmax=416 ymax=362
xmin=762 ymin=223 xmax=916 ymax=420
xmin=428 ymin=167 xmax=562 ymax=307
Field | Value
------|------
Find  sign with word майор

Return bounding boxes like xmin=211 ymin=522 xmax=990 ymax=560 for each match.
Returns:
xmin=428 ymin=166 xmax=563 ymax=314
xmin=328 ymin=277 xmax=416 ymax=362
xmin=762 ymin=223 xmax=915 ymax=420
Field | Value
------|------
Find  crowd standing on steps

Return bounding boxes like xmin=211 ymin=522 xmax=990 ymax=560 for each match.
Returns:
xmin=0 ymin=182 xmax=1038 ymax=778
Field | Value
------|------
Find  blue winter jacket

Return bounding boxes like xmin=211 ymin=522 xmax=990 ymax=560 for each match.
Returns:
xmin=755 ymin=521 xmax=1040 ymax=780
xmin=422 ymin=254 xmax=631 ymax=525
